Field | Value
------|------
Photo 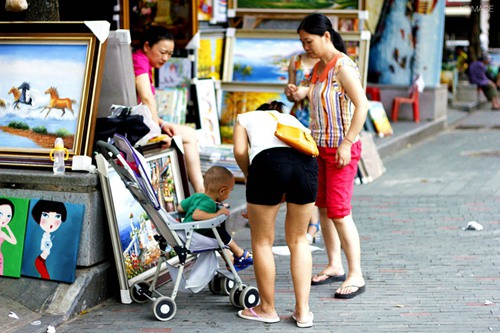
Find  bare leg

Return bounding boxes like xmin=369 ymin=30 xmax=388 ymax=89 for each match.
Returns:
xmin=285 ymin=202 xmax=315 ymax=322
xmin=239 ymin=203 xmax=280 ymax=319
xmin=333 ymin=214 xmax=365 ymax=295
xmin=306 ymin=206 xmax=320 ymax=244
xmin=171 ymin=124 xmax=205 ymax=193
xmin=311 ymin=207 xmax=345 ymax=283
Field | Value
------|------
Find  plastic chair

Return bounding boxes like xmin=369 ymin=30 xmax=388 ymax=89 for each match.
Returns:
xmin=366 ymin=86 xmax=381 ymax=101
xmin=391 ymin=83 xmax=420 ymax=123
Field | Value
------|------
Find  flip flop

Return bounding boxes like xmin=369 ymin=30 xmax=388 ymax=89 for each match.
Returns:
xmin=311 ymin=273 xmax=346 ymax=285
xmin=292 ymin=311 xmax=314 ymax=328
xmin=334 ymin=285 xmax=366 ymax=299
xmin=237 ymin=308 xmax=280 ymax=323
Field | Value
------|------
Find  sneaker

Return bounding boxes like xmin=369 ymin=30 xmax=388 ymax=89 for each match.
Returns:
xmin=234 ymin=250 xmax=253 ymax=271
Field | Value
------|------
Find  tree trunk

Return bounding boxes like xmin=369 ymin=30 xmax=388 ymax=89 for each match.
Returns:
xmin=468 ymin=0 xmax=481 ymax=61
xmin=0 ymin=0 xmax=59 ymax=21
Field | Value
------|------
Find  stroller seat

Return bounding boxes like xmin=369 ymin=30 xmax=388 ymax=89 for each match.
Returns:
xmin=95 ymin=134 xmax=259 ymax=321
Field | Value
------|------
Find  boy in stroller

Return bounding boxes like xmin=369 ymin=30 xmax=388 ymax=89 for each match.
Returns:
xmin=177 ymin=166 xmax=253 ymax=271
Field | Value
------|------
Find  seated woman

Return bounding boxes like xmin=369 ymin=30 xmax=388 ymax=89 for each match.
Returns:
xmin=132 ymin=25 xmax=205 ymax=192
xmin=468 ymin=54 xmax=500 ymax=110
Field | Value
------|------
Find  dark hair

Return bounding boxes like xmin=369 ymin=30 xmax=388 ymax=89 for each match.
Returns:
xmin=0 ymin=198 xmax=15 ymax=219
xmin=140 ymin=25 xmax=175 ymax=48
xmin=32 ymin=200 xmax=67 ymax=224
xmin=297 ymin=13 xmax=346 ymax=53
xmin=256 ymin=100 xmax=285 ymax=113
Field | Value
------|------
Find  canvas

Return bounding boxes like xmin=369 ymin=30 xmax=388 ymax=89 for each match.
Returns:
xmin=0 ymin=196 xmax=29 ymax=278
xmin=21 ymin=199 xmax=85 ymax=283
xmin=219 ymin=83 xmax=293 ymax=143
xmin=96 ymin=147 xmax=187 ymax=303
xmin=195 ymin=78 xmax=221 ymax=146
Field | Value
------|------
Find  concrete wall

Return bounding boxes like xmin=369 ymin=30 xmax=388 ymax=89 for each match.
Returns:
xmin=367 ymin=83 xmax=448 ymax=121
xmin=0 ymin=169 xmax=108 ymax=267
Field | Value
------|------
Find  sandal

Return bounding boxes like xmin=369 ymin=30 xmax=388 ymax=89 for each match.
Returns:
xmin=233 ymin=249 xmax=253 ymax=271
xmin=306 ymin=222 xmax=320 ymax=244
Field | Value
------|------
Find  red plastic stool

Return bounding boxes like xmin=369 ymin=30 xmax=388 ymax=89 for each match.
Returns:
xmin=366 ymin=86 xmax=381 ymax=101
xmin=391 ymin=84 xmax=420 ymax=123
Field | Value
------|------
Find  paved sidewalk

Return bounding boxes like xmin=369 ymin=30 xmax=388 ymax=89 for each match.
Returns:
xmin=4 ymin=108 xmax=500 ymax=333
xmin=51 ymin=108 xmax=500 ymax=333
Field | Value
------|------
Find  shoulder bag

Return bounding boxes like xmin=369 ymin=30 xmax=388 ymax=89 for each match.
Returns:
xmin=268 ymin=112 xmax=319 ymax=157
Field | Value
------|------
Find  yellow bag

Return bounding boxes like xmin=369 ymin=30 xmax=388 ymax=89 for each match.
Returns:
xmin=269 ymin=112 xmax=319 ymax=157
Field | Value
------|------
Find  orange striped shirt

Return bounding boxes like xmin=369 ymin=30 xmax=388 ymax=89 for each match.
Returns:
xmin=309 ymin=54 xmax=360 ymax=148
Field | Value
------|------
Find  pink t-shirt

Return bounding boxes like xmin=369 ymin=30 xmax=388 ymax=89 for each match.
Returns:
xmin=132 ymin=49 xmax=155 ymax=100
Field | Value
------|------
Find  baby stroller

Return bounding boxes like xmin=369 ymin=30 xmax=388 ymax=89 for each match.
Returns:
xmin=96 ymin=134 xmax=259 ymax=321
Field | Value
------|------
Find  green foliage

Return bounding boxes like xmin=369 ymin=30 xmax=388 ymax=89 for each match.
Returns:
xmin=8 ymin=121 xmax=30 ymax=130
xmin=32 ymin=126 xmax=48 ymax=134
xmin=55 ymin=128 xmax=72 ymax=138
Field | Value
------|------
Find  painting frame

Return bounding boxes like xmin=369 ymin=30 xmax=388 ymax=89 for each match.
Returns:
xmin=96 ymin=145 xmax=187 ymax=304
xmin=218 ymin=82 xmax=294 ymax=143
xmin=223 ymin=29 xmax=371 ymax=88
xmin=0 ymin=21 xmax=108 ymax=168
xmin=128 ymin=0 xmax=198 ymax=50
xmin=232 ymin=0 xmax=363 ymax=12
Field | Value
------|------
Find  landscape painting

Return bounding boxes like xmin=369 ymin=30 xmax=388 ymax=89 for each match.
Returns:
xmin=0 ymin=43 xmax=87 ymax=152
xmin=225 ymin=31 xmax=303 ymax=83
xmin=0 ymin=22 xmax=107 ymax=167
xmin=234 ymin=0 xmax=360 ymax=10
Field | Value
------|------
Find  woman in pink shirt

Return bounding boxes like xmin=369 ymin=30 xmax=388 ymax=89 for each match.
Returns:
xmin=132 ymin=25 xmax=204 ymax=193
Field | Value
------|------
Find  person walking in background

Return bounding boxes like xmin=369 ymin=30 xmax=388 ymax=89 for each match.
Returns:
xmin=132 ymin=25 xmax=205 ymax=192
xmin=293 ymin=13 xmax=368 ymax=298
xmin=468 ymin=54 xmax=500 ymax=110
xmin=233 ymin=101 xmax=318 ymax=327
xmin=285 ymin=52 xmax=321 ymax=245
xmin=176 ymin=166 xmax=253 ymax=271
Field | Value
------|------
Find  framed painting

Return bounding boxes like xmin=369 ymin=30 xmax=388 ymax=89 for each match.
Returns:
xmin=194 ymin=78 xmax=221 ymax=146
xmin=129 ymin=0 xmax=198 ymax=50
xmin=157 ymin=49 xmax=194 ymax=89
xmin=218 ymin=82 xmax=293 ymax=143
xmin=96 ymin=146 xmax=187 ymax=304
xmin=0 ymin=22 xmax=108 ymax=168
xmin=224 ymin=29 xmax=371 ymax=88
xmin=197 ymin=31 xmax=225 ymax=80
xmin=233 ymin=0 xmax=362 ymax=11
xmin=0 ymin=196 xmax=29 ymax=278
xmin=155 ymin=87 xmax=189 ymax=124
xmin=21 ymin=199 xmax=85 ymax=284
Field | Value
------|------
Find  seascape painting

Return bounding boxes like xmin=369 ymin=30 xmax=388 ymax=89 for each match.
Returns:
xmin=0 ymin=42 xmax=88 ymax=151
xmin=235 ymin=0 xmax=360 ymax=10
xmin=106 ymin=150 xmax=185 ymax=280
xmin=231 ymin=38 xmax=303 ymax=83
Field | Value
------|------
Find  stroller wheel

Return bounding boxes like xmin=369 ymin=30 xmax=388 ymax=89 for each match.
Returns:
xmin=209 ymin=275 xmax=222 ymax=294
xmin=229 ymin=285 xmax=243 ymax=308
xmin=220 ymin=277 xmax=235 ymax=296
xmin=130 ymin=281 xmax=151 ymax=304
xmin=153 ymin=296 xmax=177 ymax=321
xmin=239 ymin=286 xmax=260 ymax=309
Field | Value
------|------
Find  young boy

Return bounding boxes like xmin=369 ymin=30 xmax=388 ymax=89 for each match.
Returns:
xmin=177 ymin=166 xmax=253 ymax=271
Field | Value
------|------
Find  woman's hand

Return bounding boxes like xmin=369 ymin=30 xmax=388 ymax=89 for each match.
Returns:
xmin=160 ymin=122 xmax=175 ymax=136
xmin=335 ymin=141 xmax=352 ymax=168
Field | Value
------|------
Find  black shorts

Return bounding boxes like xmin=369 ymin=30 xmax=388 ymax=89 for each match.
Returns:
xmin=246 ymin=147 xmax=318 ymax=205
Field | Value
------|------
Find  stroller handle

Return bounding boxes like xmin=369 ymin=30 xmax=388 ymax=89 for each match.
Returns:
xmin=96 ymin=140 xmax=120 ymax=161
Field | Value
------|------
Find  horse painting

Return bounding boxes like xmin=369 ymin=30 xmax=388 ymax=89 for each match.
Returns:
xmin=8 ymin=82 xmax=33 ymax=109
xmin=41 ymin=87 xmax=77 ymax=118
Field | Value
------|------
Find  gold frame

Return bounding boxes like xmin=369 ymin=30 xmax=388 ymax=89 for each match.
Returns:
xmin=0 ymin=22 xmax=108 ymax=168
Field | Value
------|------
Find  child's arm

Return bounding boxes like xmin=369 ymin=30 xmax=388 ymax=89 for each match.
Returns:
xmin=192 ymin=207 xmax=229 ymax=221
xmin=176 ymin=204 xmax=185 ymax=213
